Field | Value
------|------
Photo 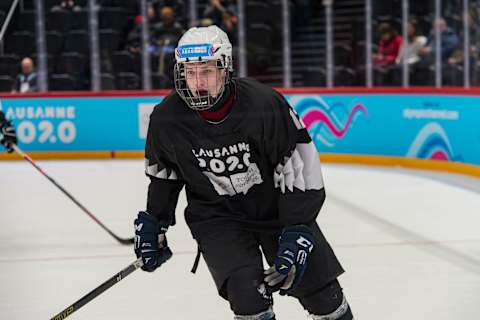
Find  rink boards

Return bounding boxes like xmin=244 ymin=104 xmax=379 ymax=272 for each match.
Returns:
xmin=1 ymin=88 xmax=479 ymax=177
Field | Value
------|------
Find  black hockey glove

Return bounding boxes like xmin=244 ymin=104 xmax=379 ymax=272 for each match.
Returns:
xmin=134 ymin=211 xmax=172 ymax=272
xmin=264 ymin=225 xmax=315 ymax=295
xmin=0 ymin=111 xmax=17 ymax=153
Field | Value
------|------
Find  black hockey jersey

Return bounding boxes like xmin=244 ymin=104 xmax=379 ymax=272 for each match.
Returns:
xmin=145 ymin=78 xmax=326 ymax=238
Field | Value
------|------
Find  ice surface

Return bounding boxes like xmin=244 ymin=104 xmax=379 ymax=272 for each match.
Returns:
xmin=1 ymin=160 xmax=479 ymax=319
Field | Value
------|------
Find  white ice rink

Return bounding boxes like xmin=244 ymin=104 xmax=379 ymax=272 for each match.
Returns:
xmin=1 ymin=159 xmax=480 ymax=319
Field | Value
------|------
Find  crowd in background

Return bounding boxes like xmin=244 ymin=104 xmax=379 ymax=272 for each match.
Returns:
xmin=0 ymin=0 xmax=240 ymax=92
xmin=372 ymin=1 xmax=480 ymax=86
xmin=124 ymin=0 xmax=238 ymax=83
xmin=1 ymin=0 xmax=480 ymax=91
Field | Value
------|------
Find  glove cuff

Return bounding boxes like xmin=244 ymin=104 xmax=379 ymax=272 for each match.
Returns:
xmin=282 ymin=224 xmax=313 ymax=235
xmin=137 ymin=211 xmax=169 ymax=234
xmin=138 ymin=210 xmax=158 ymax=223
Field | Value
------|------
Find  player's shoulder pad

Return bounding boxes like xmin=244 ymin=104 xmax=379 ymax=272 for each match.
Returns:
xmin=149 ymin=90 xmax=184 ymax=123
xmin=235 ymin=77 xmax=289 ymax=112
xmin=235 ymin=77 xmax=279 ymax=99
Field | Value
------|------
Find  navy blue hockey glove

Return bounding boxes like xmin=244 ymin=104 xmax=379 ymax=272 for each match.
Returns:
xmin=134 ymin=211 xmax=172 ymax=272
xmin=0 ymin=111 xmax=17 ymax=153
xmin=264 ymin=225 xmax=315 ymax=295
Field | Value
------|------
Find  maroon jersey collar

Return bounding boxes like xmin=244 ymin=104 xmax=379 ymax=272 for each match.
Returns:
xmin=198 ymin=83 xmax=236 ymax=123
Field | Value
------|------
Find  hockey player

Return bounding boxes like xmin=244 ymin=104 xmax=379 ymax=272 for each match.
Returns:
xmin=134 ymin=25 xmax=354 ymax=320
xmin=0 ymin=110 xmax=17 ymax=153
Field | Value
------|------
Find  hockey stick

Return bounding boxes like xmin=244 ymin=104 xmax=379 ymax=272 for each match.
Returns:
xmin=10 ymin=144 xmax=134 ymax=245
xmin=50 ymin=258 xmax=143 ymax=320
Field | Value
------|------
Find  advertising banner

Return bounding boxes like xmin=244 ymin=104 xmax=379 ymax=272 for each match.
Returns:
xmin=287 ymin=94 xmax=479 ymax=164
xmin=1 ymin=92 xmax=479 ymax=166
xmin=0 ymin=96 xmax=163 ymax=151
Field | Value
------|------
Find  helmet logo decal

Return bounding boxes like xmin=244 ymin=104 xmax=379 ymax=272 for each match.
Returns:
xmin=176 ymin=44 xmax=214 ymax=59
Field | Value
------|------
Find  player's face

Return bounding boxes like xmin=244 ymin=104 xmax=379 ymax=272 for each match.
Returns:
xmin=185 ymin=61 xmax=226 ymax=98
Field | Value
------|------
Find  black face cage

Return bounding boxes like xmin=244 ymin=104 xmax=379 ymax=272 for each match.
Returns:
xmin=174 ymin=57 xmax=232 ymax=111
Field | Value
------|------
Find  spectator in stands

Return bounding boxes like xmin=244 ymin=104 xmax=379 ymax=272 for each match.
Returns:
xmin=447 ymin=7 xmax=479 ymax=66
xmin=126 ymin=15 xmax=143 ymax=55
xmin=414 ymin=17 xmax=460 ymax=85
xmin=373 ymin=23 xmax=403 ymax=85
xmin=200 ymin=0 xmax=237 ymax=44
xmin=11 ymin=57 xmax=37 ymax=93
xmin=152 ymin=0 xmax=186 ymax=26
xmin=152 ymin=6 xmax=184 ymax=42
xmin=442 ymin=8 xmax=480 ymax=85
xmin=203 ymin=0 xmax=236 ymax=27
xmin=51 ymin=0 xmax=82 ymax=12
xmin=396 ymin=18 xmax=427 ymax=65
xmin=373 ymin=23 xmax=403 ymax=66
xmin=151 ymin=7 xmax=185 ymax=78
xmin=418 ymin=18 xmax=460 ymax=63
xmin=467 ymin=5 xmax=480 ymax=59
xmin=148 ymin=3 xmax=161 ymax=25
xmin=220 ymin=9 xmax=237 ymax=46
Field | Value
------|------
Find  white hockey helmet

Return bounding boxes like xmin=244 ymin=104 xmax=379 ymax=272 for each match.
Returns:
xmin=174 ymin=25 xmax=233 ymax=111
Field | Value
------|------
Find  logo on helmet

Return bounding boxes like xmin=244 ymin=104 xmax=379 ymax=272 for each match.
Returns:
xmin=176 ymin=44 xmax=214 ymax=59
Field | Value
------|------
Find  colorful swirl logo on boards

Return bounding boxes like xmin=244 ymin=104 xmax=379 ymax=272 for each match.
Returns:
xmin=294 ymin=97 xmax=368 ymax=147
xmin=406 ymin=122 xmax=462 ymax=161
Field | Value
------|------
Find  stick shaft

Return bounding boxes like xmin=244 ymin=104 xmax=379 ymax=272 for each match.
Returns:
xmin=11 ymin=144 xmax=133 ymax=245
xmin=50 ymin=258 xmax=143 ymax=320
